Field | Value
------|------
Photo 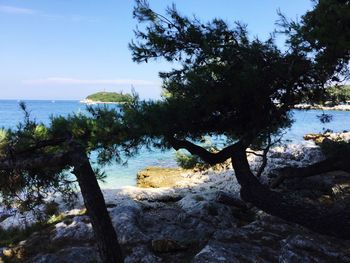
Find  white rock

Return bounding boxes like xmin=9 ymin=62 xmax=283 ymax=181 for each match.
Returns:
xmin=52 ymin=216 xmax=93 ymax=241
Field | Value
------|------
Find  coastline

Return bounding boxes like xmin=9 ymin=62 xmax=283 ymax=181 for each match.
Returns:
xmin=80 ymin=99 xmax=350 ymax=110
xmin=2 ymin=137 xmax=350 ymax=262
xmin=294 ymin=103 xmax=350 ymax=111
xmin=79 ymin=99 xmax=126 ymax=105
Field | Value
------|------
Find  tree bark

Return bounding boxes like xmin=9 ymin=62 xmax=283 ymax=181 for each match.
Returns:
xmin=231 ymin=147 xmax=350 ymax=239
xmin=271 ymin=155 xmax=350 ymax=188
xmin=169 ymin=137 xmax=241 ymax=165
xmin=71 ymin=149 xmax=124 ymax=263
xmin=215 ymin=191 xmax=248 ymax=210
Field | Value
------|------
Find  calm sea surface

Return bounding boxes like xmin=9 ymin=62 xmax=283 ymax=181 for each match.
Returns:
xmin=0 ymin=100 xmax=349 ymax=188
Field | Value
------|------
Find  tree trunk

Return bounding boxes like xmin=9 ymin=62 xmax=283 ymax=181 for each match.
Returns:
xmin=271 ymin=155 xmax=350 ymax=188
xmin=231 ymin=148 xmax=350 ymax=239
xmin=215 ymin=191 xmax=248 ymax=210
xmin=71 ymin=150 xmax=124 ymax=263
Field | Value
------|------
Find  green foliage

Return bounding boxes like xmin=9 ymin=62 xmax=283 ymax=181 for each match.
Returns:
xmin=175 ymin=151 xmax=203 ymax=169
xmin=0 ymin=129 xmax=8 ymax=158
xmin=0 ymin=105 xmax=75 ymax=210
xmin=299 ymin=0 xmax=350 ymax=69
xmin=325 ymin=85 xmax=350 ymax=105
xmin=0 ymin=103 xmax=140 ymax=213
xmin=86 ymin=92 xmax=133 ymax=103
xmin=175 ymin=137 xmax=219 ymax=169
xmin=278 ymin=0 xmax=350 ymax=93
xmin=126 ymin=0 xmax=350 ymax=160
xmin=128 ymin=0 xmax=322 ymax=150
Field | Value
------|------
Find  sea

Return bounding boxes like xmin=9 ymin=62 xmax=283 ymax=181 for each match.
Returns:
xmin=0 ymin=100 xmax=349 ymax=188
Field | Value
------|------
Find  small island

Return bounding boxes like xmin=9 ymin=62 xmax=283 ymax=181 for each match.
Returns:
xmin=294 ymin=85 xmax=350 ymax=111
xmin=80 ymin=92 xmax=133 ymax=104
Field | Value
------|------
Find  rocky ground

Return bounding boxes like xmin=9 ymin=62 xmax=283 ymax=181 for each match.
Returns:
xmin=1 ymin=140 xmax=350 ymax=262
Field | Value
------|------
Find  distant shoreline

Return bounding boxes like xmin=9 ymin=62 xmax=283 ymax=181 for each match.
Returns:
xmin=294 ymin=103 xmax=350 ymax=111
xmin=80 ymin=100 xmax=350 ymax=110
xmin=79 ymin=99 xmax=126 ymax=105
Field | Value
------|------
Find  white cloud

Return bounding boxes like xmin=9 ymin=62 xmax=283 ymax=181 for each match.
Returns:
xmin=41 ymin=14 xmax=98 ymax=22
xmin=23 ymin=77 xmax=158 ymax=86
xmin=0 ymin=5 xmax=36 ymax=15
xmin=0 ymin=5 xmax=97 ymax=22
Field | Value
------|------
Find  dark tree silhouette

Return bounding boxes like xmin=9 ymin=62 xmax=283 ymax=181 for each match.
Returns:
xmin=0 ymin=105 xmax=129 ymax=263
xmin=127 ymin=0 xmax=350 ymax=238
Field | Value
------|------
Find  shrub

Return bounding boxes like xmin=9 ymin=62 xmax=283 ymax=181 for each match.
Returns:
xmin=175 ymin=137 xmax=226 ymax=170
xmin=175 ymin=151 xmax=204 ymax=169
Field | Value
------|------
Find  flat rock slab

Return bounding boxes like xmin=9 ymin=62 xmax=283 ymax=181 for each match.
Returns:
xmin=137 ymin=167 xmax=189 ymax=188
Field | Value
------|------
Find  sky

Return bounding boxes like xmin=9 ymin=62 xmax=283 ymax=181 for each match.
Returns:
xmin=0 ymin=0 xmax=313 ymax=100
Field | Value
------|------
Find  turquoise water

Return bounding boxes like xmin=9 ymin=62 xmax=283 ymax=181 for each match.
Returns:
xmin=0 ymin=100 xmax=349 ymax=188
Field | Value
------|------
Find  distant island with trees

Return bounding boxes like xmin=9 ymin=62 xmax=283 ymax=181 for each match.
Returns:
xmin=295 ymin=85 xmax=350 ymax=111
xmin=326 ymin=85 xmax=350 ymax=105
xmin=80 ymin=92 xmax=133 ymax=104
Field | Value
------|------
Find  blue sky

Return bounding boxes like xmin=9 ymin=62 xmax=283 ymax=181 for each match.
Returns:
xmin=0 ymin=0 xmax=313 ymax=100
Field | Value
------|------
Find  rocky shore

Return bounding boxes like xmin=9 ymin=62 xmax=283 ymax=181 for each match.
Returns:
xmin=294 ymin=103 xmax=350 ymax=111
xmin=1 ymin=141 xmax=350 ymax=262
xmin=304 ymin=131 xmax=350 ymax=144
xmin=79 ymin=99 xmax=123 ymax=105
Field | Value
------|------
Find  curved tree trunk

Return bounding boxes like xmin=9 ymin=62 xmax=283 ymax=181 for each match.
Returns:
xmin=71 ymin=150 xmax=124 ymax=263
xmin=271 ymin=155 xmax=350 ymax=188
xmin=169 ymin=138 xmax=350 ymax=238
xmin=231 ymin=148 xmax=350 ymax=239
